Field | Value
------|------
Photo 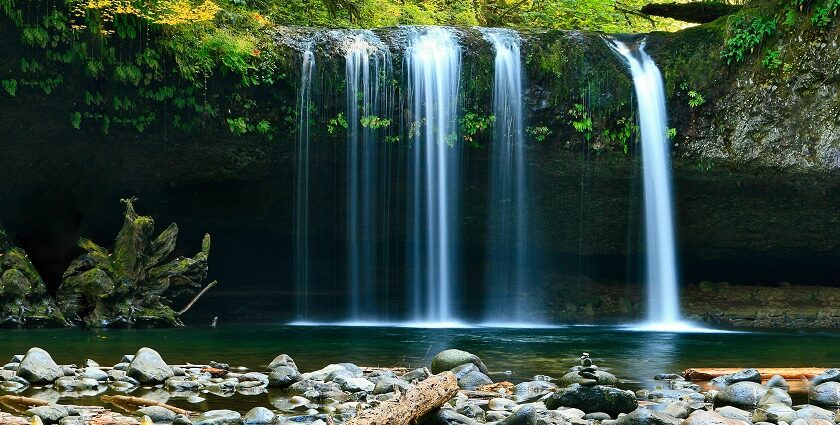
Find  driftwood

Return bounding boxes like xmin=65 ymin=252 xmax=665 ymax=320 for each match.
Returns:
xmin=345 ymin=372 xmax=459 ymax=425
xmin=89 ymin=411 xmax=141 ymax=425
xmin=459 ymin=390 xmax=513 ymax=400
xmin=640 ymin=1 xmax=742 ymax=23
xmin=360 ymin=366 xmax=411 ymax=375
xmin=0 ymin=412 xmax=28 ymax=425
xmin=0 ymin=395 xmax=50 ymax=411
xmin=101 ymin=395 xmax=193 ymax=416
xmin=684 ymin=367 xmax=829 ymax=381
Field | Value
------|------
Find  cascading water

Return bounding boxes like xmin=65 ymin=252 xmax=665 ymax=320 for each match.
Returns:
xmin=481 ymin=29 xmax=534 ymax=324
xmin=610 ymin=40 xmax=694 ymax=331
xmin=405 ymin=27 xmax=463 ymax=325
xmin=344 ymin=32 xmax=392 ymax=321
xmin=294 ymin=43 xmax=316 ymax=321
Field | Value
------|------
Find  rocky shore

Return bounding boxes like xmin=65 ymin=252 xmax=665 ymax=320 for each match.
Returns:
xmin=0 ymin=347 xmax=839 ymax=425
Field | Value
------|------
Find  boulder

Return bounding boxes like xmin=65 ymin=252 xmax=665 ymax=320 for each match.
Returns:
xmin=557 ymin=369 xmax=619 ymax=386
xmin=711 ymin=369 xmax=762 ymax=387
xmin=373 ymin=376 xmax=414 ymax=394
xmin=457 ymin=370 xmax=493 ymax=390
xmin=514 ymin=380 xmax=559 ymax=401
xmin=27 ymin=405 xmax=70 ymax=424
xmin=808 ymin=382 xmax=840 ymax=407
xmin=193 ymin=409 xmax=242 ymax=425
xmin=767 ymin=375 xmax=789 ymax=390
xmin=242 ymin=407 xmax=276 ymax=425
xmin=17 ymin=348 xmax=63 ymax=385
xmin=794 ymin=405 xmax=835 ymax=422
xmin=268 ymin=366 xmax=301 ymax=389
xmin=715 ymin=381 xmax=768 ymax=407
xmin=426 ymin=408 xmax=481 ymax=425
xmin=811 ymin=369 xmax=840 ymax=386
xmin=715 ymin=406 xmax=752 ymax=423
xmin=545 ymin=384 xmax=637 ymax=417
xmin=127 ymin=348 xmax=174 ymax=384
xmin=81 ymin=367 xmax=108 ymax=382
xmin=499 ymin=404 xmax=538 ymax=425
xmin=137 ymin=406 xmax=177 ymax=423
xmin=431 ymin=349 xmax=490 ymax=375
xmin=753 ymin=404 xmax=797 ymax=423
xmin=607 ymin=408 xmax=681 ymax=425
xmin=760 ymin=388 xmax=792 ymax=407
xmin=661 ymin=401 xmax=692 ymax=419
xmin=685 ymin=410 xmax=750 ymax=425
xmin=333 ymin=374 xmax=374 ymax=392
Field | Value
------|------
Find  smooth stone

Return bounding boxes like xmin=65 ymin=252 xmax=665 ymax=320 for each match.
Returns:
xmin=457 ymin=370 xmax=493 ymax=390
xmin=81 ymin=367 xmax=108 ymax=382
xmin=208 ymin=361 xmax=230 ymax=370
xmin=58 ymin=417 xmax=84 ymax=425
xmin=373 ymin=377 xmax=413 ymax=395
xmin=661 ymin=401 xmax=692 ymax=419
xmin=545 ymin=384 xmax=637 ymax=417
xmin=609 ymin=408 xmax=682 ymax=425
xmin=431 ymin=349 xmax=490 ymax=375
xmin=715 ymin=381 xmax=768 ymax=407
xmin=268 ymin=366 xmax=301 ymax=389
xmin=1 ymin=381 xmax=25 ymax=391
xmin=808 ymin=382 xmax=840 ymax=407
xmin=113 ymin=362 xmax=129 ymax=371
xmin=654 ymin=374 xmax=685 ymax=381
xmin=301 ymin=364 xmax=346 ymax=381
xmin=108 ymin=370 xmax=126 ymax=380
xmin=811 ymin=369 xmax=840 ymax=386
xmin=791 ymin=420 xmax=834 ymax=425
xmin=488 ymin=397 xmax=517 ymax=411
xmin=685 ymin=410 xmax=751 ymax=425
xmin=127 ymin=348 xmax=174 ymax=384
xmin=456 ymin=402 xmax=486 ymax=421
xmin=3 ymin=363 xmax=19 ymax=371
xmin=240 ymin=372 xmax=268 ymax=386
xmin=137 ymin=406 xmax=177 ymax=423
xmin=165 ymin=377 xmax=203 ymax=391
xmin=715 ymin=406 xmax=753 ymax=423
xmin=557 ymin=370 xmax=619 ymax=386
xmin=193 ymin=409 xmax=242 ymax=425
xmin=794 ymin=405 xmax=835 ymax=422
xmin=333 ymin=375 xmax=374 ymax=393
xmin=173 ymin=414 xmax=192 ymax=425
xmin=711 ymin=369 xmax=762 ymax=387
xmin=28 ymin=405 xmax=70 ymax=423
xmin=499 ymin=404 xmax=538 ymax=425
xmin=84 ymin=360 xmax=99 ymax=368
xmin=585 ymin=412 xmax=613 ymax=420
xmin=10 ymin=355 xmax=24 ymax=363
xmin=451 ymin=363 xmax=479 ymax=379
xmin=267 ymin=354 xmax=297 ymax=371
xmin=760 ymin=388 xmax=793 ymax=407
xmin=753 ymin=404 xmax=796 ymax=423
xmin=514 ymin=380 xmax=558 ymax=401
xmin=17 ymin=348 xmax=63 ymax=385
xmin=242 ymin=407 xmax=276 ymax=425
xmin=401 ymin=368 xmax=431 ymax=382
xmin=767 ymin=375 xmax=790 ymax=390
xmin=120 ymin=355 xmax=134 ymax=363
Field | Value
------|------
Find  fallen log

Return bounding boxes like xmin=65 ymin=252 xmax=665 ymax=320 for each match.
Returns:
xmin=101 ymin=395 xmax=193 ymax=416
xmin=684 ymin=367 xmax=829 ymax=381
xmin=89 ymin=411 xmax=141 ymax=425
xmin=345 ymin=371 xmax=458 ymax=425
xmin=0 ymin=395 xmax=50 ymax=411
xmin=640 ymin=1 xmax=741 ymax=23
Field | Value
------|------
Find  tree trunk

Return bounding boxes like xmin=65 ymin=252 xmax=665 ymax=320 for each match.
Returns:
xmin=640 ymin=2 xmax=741 ymax=23
xmin=684 ymin=367 xmax=828 ymax=380
xmin=345 ymin=372 xmax=459 ymax=425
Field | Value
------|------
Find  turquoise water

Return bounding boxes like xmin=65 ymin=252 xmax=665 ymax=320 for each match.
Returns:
xmin=1 ymin=325 xmax=838 ymax=413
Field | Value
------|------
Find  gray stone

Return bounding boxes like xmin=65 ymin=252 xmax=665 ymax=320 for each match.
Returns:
xmin=242 ymin=407 xmax=276 ymax=425
xmin=193 ymin=409 xmax=242 ymax=425
xmin=610 ymin=408 xmax=682 ymax=425
xmin=240 ymin=372 xmax=269 ymax=386
xmin=268 ymin=366 xmax=301 ymax=389
xmin=456 ymin=402 xmax=485 ymax=420
xmin=760 ymin=388 xmax=793 ymax=407
xmin=545 ymin=384 xmax=637 ymax=417
xmin=113 ymin=362 xmax=129 ymax=371
xmin=499 ymin=404 xmax=538 ymax=425
xmin=127 ymin=347 xmax=174 ymax=384
xmin=715 ymin=406 xmax=752 ymax=423
xmin=267 ymin=354 xmax=297 ymax=371
xmin=17 ymin=348 xmax=63 ymax=385
xmin=557 ymin=369 xmax=619 ymax=386
xmin=333 ymin=375 xmax=374 ymax=392
xmin=81 ymin=367 xmax=108 ymax=382
xmin=654 ymin=374 xmax=685 ymax=381
xmin=431 ymin=349 xmax=490 ymax=375
xmin=685 ymin=410 xmax=750 ymax=425
xmin=426 ymin=409 xmax=481 ymax=425
xmin=138 ymin=406 xmax=177 ymax=423
xmin=715 ymin=381 xmax=768 ymax=407
xmin=712 ymin=369 xmax=762 ymax=387
xmin=514 ymin=380 xmax=558 ymax=401
xmin=661 ymin=401 xmax=692 ymax=419
xmin=373 ymin=376 xmax=414 ymax=394
xmin=457 ymin=370 xmax=493 ymax=390
xmin=28 ymin=405 xmax=70 ymax=423
xmin=58 ymin=417 xmax=84 ymax=425
xmin=173 ymin=414 xmax=192 ymax=425
xmin=767 ymin=375 xmax=790 ymax=390
xmin=401 ymin=367 xmax=431 ymax=382
xmin=794 ymin=405 xmax=835 ymax=422
xmin=808 ymin=382 xmax=840 ymax=407
xmin=585 ymin=412 xmax=613 ymax=420
xmin=811 ymin=369 xmax=840 ymax=386
xmin=753 ymin=404 xmax=796 ymax=423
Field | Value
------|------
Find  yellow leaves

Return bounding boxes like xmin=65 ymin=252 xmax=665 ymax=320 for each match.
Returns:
xmin=154 ymin=0 xmax=221 ymax=25
xmin=69 ymin=0 xmax=221 ymax=32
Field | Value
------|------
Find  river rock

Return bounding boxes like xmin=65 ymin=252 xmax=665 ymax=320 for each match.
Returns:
xmin=456 ymin=402 xmax=486 ymax=421
xmin=793 ymin=406 xmax=835 ymax=422
xmin=240 ymin=372 xmax=269 ymax=386
xmin=268 ymin=354 xmax=297 ymax=371
xmin=514 ymin=380 xmax=559 ymax=401
xmin=545 ymin=384 xmax=637 ymax=417
xmin=499 ymin=404 xmax=538 ymax=425
xmin=138 ymin=406 xmax=177 ymax=423
xmin=715 ymin=381 xmax=768 ymax=407
xmin=767 ymin=375 xmax=790 ymax=390
xmin=333 ymin=374 xmax=374 ymax=392
xmin=431 ymin=349 xmax=490 ymax=375
xmin=685 ymin=410 xmax=751 ymax=425
xmin=373 ymin=376 xmax=413 ymax=394
xmin=268 ymin=366 xmax=301 ymax=388
xmin=760 ymin=388 xmax=793 ymax=407
xmin=790 ymin=420 xmax=833 ymax=425
xmin=302 ymin=364 xmax=347 ymax=381
xmin=428 ymin=408 xmax=481 ymax=425
xmin=607 ymin=408 xmax=682 ymax=425
xmin=242 ymin=407 xmax=275 ymax=425
xmin=488 ymin=397 xmax=517 ymax=411
xmin=712 ymin=369 xmax=762 ymax=387
xmin=17 ymin=348 xmax=63 ymax=385
xmin=127 ymin=347 xmax=174 ymax=384
xmin=661 ymin=401 xmax=692 ymax=419
xmin=586 ymin=412 xmax=614 ymax=420
xmin=81 ymin=367 xmax=108 ymax=382
xmin=27 ymin=405 xmax=70 ymax=423
xmin=558 ymin=369 xmax=619 ymax=386
xmin=753 ymin=404 xmax=797 ymax=423
xmin=812 ymin=369 xmax=840 ymax=386
xmin=457 ymin=370 xmax=493 ymax=390
xmin=808 ymin=382 xmax=840 ymax=407
xmin=193 ymin=409 xmax=242 ymax=425
xmin=715 ymin=406 xmax=752 ymax=423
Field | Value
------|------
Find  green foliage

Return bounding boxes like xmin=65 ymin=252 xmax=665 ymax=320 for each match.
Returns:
xmin=227 ymin=117 xmax=248 ymax=136
xmin=328 ymin=113 xmax=349 ymax=135
xmin=1 ymin=79 xmax=17 ymax=97
xmin=762 ymin=49 xmax=782 ymax=69
xmin=568 ymin=103 xmax=593 ymax=142
xmin=460 ymin=112 xmax=495 ymax=147
xmin=688 ymin=90 xmax=705 ymax=108
xmin=667 ymin=127 xmax=677 ymax=139
xmin=360 ymin=115 xmax=392 ymax=129
xmin=601 ymin=117 xmax=636 ymax=154
xmin=526 ymin=126 xmax=551 ymax=143
xmin=721 ymin=16 xmax=777 ymax=64
xmin=811 ymin=0 xmax=839 ymax=28
xmin=70 ymin=112 xmax=82 ymax=130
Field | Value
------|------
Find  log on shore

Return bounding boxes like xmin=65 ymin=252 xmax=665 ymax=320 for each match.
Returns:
xmin=684 ymin=367 xmax=830 ymax=381
xmin=89 ymin=411 xmax=141 ymax=425
xmin=0 ymin=395 xmax=50 ymax=412
xmin=101 ymin=395 xmax=193 ymax=416
xmin=345 ymin=371 xmax=458 ymax=425
xmin=640 ymin=2 xmax=742 ymax=23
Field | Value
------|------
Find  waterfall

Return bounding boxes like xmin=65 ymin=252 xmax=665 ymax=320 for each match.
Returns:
xmin=405 ymin=27 xmax=463 ymax=324
xmin=610 ymin=40 xmax=690 ymax=330
xmin=344 ymin=32 xmax=392 ymax=320
xmin=294 ymin=43 xmax=315 ymax=321
xmin=482 ymin=29 xmax=533 ymax=324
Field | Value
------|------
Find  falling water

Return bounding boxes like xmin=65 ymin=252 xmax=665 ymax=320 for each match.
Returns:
xmin=294 ymin=43 xmax=316 ymax=321
xmin=610 ymin=40 xmax=690 ymax=330
xmin=344 ymin=32 xmax=391 ymax=320
xmin=482 ymin=29 xmax=533 ymax=323
xmin=405 ymin=27 xmax=463 ymax=324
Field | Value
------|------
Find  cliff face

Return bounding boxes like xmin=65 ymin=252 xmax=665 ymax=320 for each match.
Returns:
xmin=0 ymin=16 xmax=838 ymax=321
